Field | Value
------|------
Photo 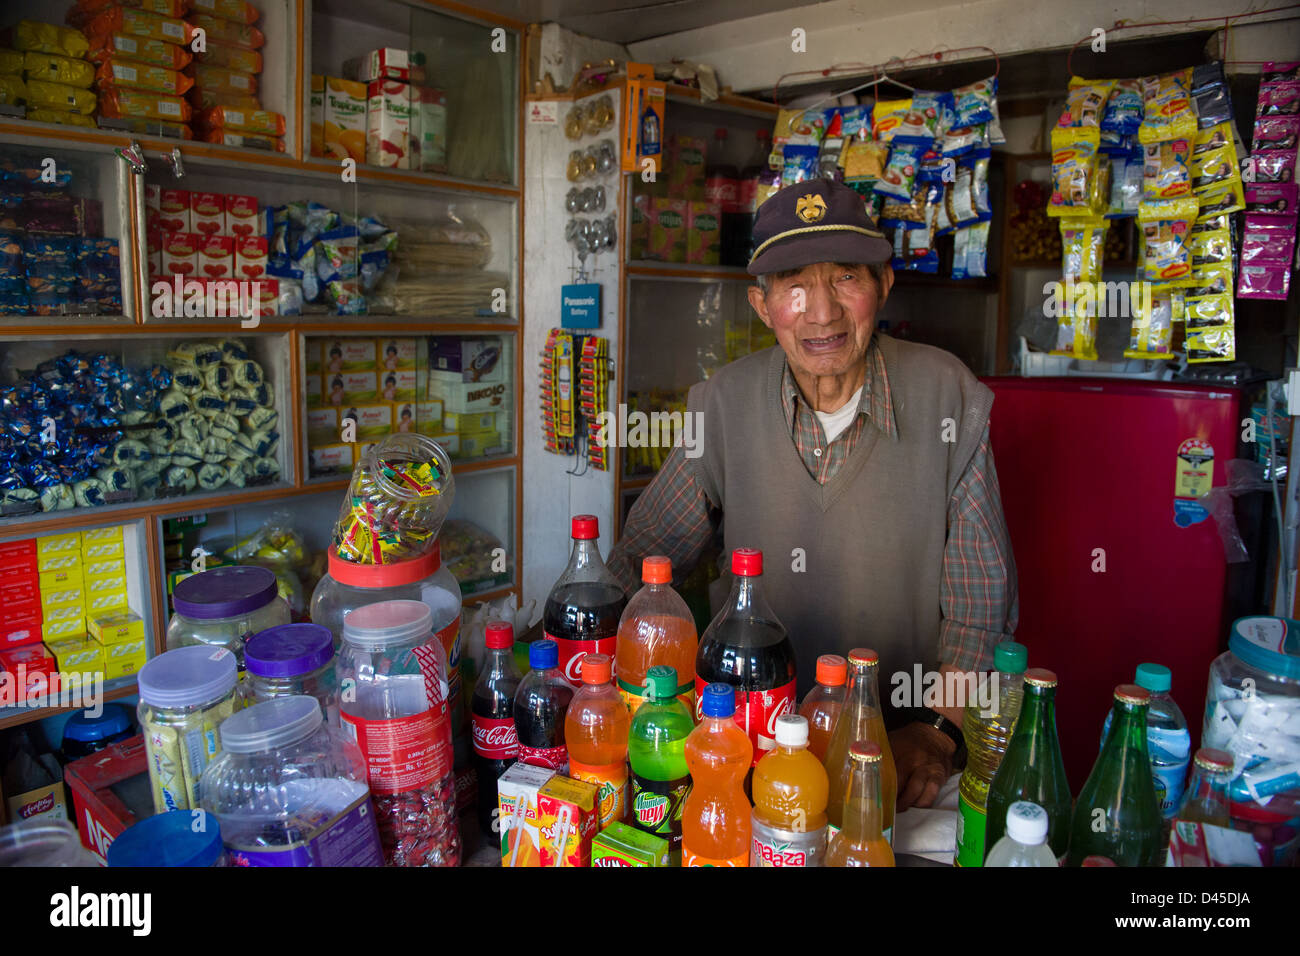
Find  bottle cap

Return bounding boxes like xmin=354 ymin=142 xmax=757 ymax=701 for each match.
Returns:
xmin=1024 ymin=668 xmax=1058 ymax=689
xmin=107 ymin=810 xmax=225 ymax=867
xmin=342 ymin=600 xmax=433 ymax=649
xmin=581 ymin=653 xmax=612 ymax=684
xmin=1134 ymin=662 xmax=1172 ymax=693
xmin=994 ymin=641 xmax=1028 ymax=674
xmin=571 ymin=515 xmax=599 ymax=540
xmin=815 ymin=654 xmax=847 ymax=686
xmin=847 ymin=648 xmax=878 ymax=668
xmin=1114 ymin=684 xmax=1150 ymax=706
xmin=644 ymin=664 xmax=677 ymax=699
xmin=1081 ymin=856 xmax=1117 ymax=867
xmin=1005 ymin=801 xmax=1048 ymax=845
xmin=172 ymin=565 xmax=279 ymax=619
xmin=1193 ymin=747 xmax=1234 ymax=773
xmin=641 ymin=555 xmax=672 ymax=584
xmin=731 ymin=548 xmax=762 ymax=576
xmin=529 ymin=639 xmax=559 ymax=670
xmin=849 ymin=740 xmax=882 ymax=762
xmin=485 ymin=621 xmax=514 ymax=650
xmin=774 ymin=714 xmax=808 ymax=748
xmin=701 ymin=682 xmax=736 ymax=718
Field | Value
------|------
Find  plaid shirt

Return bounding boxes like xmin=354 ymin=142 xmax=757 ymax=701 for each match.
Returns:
xmin=609 ymin=338 xmax=1019 ymax=674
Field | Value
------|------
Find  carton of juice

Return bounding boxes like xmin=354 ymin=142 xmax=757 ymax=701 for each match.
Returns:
xmin=157 ymin=188 xmax=190 ymax=232
xmin=366 ymin=79 xmax=412 ymax=169
xmin=667 ymin=134 xmax=707 ymax=199
xmin=645 ymin=198 xmax=687 ymax=263
xmin=537 ymin=776 xmax=600 ymax=867
xmin=196 ymin=234 xmax=234 ymax=279
xmin=686 ymin=201 xmax=722 ymax=265
xmin=411 ymin=86 xmax=446 ymax=171
xmin=323 ymin=76 xmax=367 ymax=162
xmin=309 ymin=73 xmax=324 ymax=157
xmin=497 ymin=762 xmax=555 ymax=865
xmin=591 ymin=821 xmax=673 ymax=867
xmin=190 ymin=192 xmax=225 ymax=236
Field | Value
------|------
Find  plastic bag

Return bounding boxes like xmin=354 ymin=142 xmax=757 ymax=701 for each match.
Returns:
xmin=872 ymin=99 xmax=911 ymax=143
xmin=22 ymin=51 xmax=94 ymax=89
xmin=1138 ymin=70 xmax=1196 ymax=144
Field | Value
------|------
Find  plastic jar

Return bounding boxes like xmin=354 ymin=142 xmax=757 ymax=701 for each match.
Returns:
xmin=244 ymin=623 xmax=340 ymax=725
xmin=137 ymin=645 xmax=240 ymax=814
xmin=61 ymin=703 xmax=133 ymax=761
xmin=1202 ymin=616 xmax=1300 ymax=816
xmin=337 ymin=599 xmax=460 ymax=867
xmin=106 ymin=810 xmax=227 ymax=867
xmin=199 ymin=696 xmax=384 ymax=866
xmin=167 ymin=565 xmax=291 ymax=669
xmin=0 ymin=819 xmax=98 ymax=866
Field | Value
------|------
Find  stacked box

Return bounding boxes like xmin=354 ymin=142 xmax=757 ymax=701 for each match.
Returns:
xmin=88 ymin=610 xmax=147 ymax=680
xmin=0 ymin=538 xmax=41 ymax=649
xmin=497 ymin=763 xmax=555 ymax=865
xmin=82 ymin=526 xmax=128 ymax=615
xmin=37 ymin=532 xmax=84 ymax=642
xmin=184 ymin=2 xmax=285 ymax=152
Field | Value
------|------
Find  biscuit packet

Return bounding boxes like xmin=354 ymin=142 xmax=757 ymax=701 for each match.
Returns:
xmin=1058 ymin=77 xmax=1114 ymax=130
xmin=1137 ymin=195 xmax=1198 ymax=284
xmin=1138 ymin=70 xmax=1197 ymax=144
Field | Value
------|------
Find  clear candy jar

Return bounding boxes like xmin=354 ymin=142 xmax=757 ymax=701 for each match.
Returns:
xmin=244 ymin=623 xmax=340 ymax=725
xmin=166 ymin=565 xmax=291 ymax=669
xmin=0 ymin=819 xmax=98 ymax=866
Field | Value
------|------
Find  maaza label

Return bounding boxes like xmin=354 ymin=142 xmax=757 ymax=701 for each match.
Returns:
xmin=569 ymin=758 xmax=628 ymax=829
xmin=750 ymin=817 xmax=827 ymax=867
xmin=629 ymin=773 xmax=690 ymax=849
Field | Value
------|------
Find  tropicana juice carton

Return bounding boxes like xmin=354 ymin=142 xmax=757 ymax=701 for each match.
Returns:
xmin=323 ymin=76 xmax=367 ymax=162
xmin=537 ymin=775 xmax=600 ymax=867
xmin=497 ymin=761 xmax=554 ymax=866
xmin=367 ymin=79 xmax=412 ymax=169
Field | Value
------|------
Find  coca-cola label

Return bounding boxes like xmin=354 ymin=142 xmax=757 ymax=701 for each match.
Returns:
xmin=472 ymin=715 xmax=518 ymax=760
xmin=518 ymin=743 xmax=567 ymax=770
xmin=694 ymin=676 xmax=797 ymax=767
xmin=547 ymin=632 xmax=616 ymax=685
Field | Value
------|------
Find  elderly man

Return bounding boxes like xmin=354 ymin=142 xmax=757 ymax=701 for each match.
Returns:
xmin=609 ymin=177 xmax=1019 ymax=813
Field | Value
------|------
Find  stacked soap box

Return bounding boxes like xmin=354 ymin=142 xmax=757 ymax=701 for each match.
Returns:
xmin=427 ymin=336 xmax=511 ymax=460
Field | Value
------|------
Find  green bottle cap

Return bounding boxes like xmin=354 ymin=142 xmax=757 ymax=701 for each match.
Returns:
xmin=994 ymin=641 xmax=1028 ymax=674
xmin=1134 ymin=663 xmax=1171 ymax=693
xmin=644 ymin=665 xmax=677 ymax=699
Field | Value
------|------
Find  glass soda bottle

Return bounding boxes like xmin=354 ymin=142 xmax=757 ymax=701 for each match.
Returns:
xmin=564 ymin=653 xmax=629 ymax=830
xmin=984 ymin=801 xmax=1059 ymax=867
xmin=695 ymin=548 xmax=797 ymax=775
xmin=825 ymin=741 xmax=894 ymax=867
xmin=471 ymin=620 xmax=521 ymax=834
xmin=543 ymin=515 xmax=627 ymax=685
xmin=984 ymin=668 xmax=1072 ymax=862
xmin=682 ymin=682 xmax=753 ymax=867
xmin=955 ymin=640 xmax=1027 ymax=867
xmin=512 ymin=639 xmax=575 ymax=771
xmin=1168 ymin=747 xmax=1234 ymax=867
xmin=628 ymin=665 xmax=694 ymax=863
xmin=615 ymin=555 xmax=698 ymax=715
xmin=751 ymin=715 xmax=829 ymax=867
xmin=1067 ymin=684 xmax=1164 ymax=866
xmin=824 ymin=648 xmax=896 ymax=844
xmin=799 ymin=654 xmax=847 ymax=762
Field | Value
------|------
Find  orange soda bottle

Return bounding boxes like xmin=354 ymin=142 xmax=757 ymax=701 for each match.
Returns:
xmin=564 ymin=653 xmax=629 ymax=829
xmin=615 ymin=556 xmax=698 ymax=715
xmin=750 ymin=715 xmax=829 ymax=866
xmin=824 ymin=648 xmax=897 ymax=844
xmin=799 ymin=654 xmax=847 ymax=762
xmin=683 ymin=682 xmax=753 ymax=867
xmin=825 ymin=741 xmax=895 ymax=867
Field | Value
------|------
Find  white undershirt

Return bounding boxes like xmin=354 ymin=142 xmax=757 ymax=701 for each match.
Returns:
xmin=813 ymin=385 xmax=863 ymax=445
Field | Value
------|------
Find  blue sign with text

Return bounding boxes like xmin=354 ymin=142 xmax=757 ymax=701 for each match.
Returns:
xmin=561 ymin=283 xmax=601 ymax=329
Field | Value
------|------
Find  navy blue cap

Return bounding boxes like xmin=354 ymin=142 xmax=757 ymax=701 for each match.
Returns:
xmin=529 ymin=639 xmax=558 ymax=670
xmin=701 ymin=682 xmax=736 ymax=718
xmin=107 ymin=811 xmax=225 ymax=867
xmin=63 ymin=704 xmax=131 ymax=742
xmin=748 ymin=177 xmax=893 ymax=275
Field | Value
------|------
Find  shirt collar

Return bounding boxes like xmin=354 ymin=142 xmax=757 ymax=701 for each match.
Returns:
xmin=778 ymin=335 xmax=898 ymax=440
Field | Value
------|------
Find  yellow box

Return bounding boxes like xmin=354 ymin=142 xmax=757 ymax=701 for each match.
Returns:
xmin=39 ymin=567 xmax=82 ymax=592
xmin=443 ymin=410 xmax=497 ymax=433
xmin=46 ymin=637 xmax=104 ymax=679
xmin=103 ymin=638 xmax=148 ymax=680
xmin=341 ymin=403 xmax=392 ymax=441
xmin=40 ymin=583 xmax=84 ymax=610
xmin=415 ymin=399 xmax=443 ymax=435
xmin=85 ymin=589 xmax=128 ymax=614
xmin=43 ymin=616 xmax=87 ymax=641
xmin=307 ymin=406 xmax=339 ymax=443
xmin=84 ymin=572 xmax=128 ymax=595
xmin=392 ymin=401 xmax=417 ymax=433
xmin=36 ymin=552 xmax=82 ymax=573
xmin=376 ymin=337 xmax=417 ymax=372
xmin=42 ymin=603 xmax=85 ymax=623
xmin=80 ymin=526 xmax=124 ymax=546
xmin=456 ymin=431 xmax=503 ymax=459
xmin=83 ymin=558 xmax=127 ymax=581
xmin=378 ymin=369 xmax=417 ymax=403
xmin=88 ymin=610 xmax=145 ymax=645
xmin=309 ymin=443 xmax=353 ymax=474
xmin=81 ymin=539 xmax=125 ymax=560
xmin=36 ymin=532 xmax=80 ymax=555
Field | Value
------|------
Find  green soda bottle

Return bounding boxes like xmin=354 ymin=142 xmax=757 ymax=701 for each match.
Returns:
xmin=984 ymin=668 xmax=1072 ymax=862
xmin=955 ymin=641 xmax=1027 ymax=867
xmin=1067 ymin=684 xmax=1164 ymax=867
xmin=628 ymin=664 xmax=694 ymax=863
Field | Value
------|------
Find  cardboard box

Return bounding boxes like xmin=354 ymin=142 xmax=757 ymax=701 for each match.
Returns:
xmin=43 ymin=616 xmax=87 ymax=642
xmin=431 ymin=432 xmax=458 ymax=456
xmin=0 ymin=590 xmax=40 ymax=627
xmin=80 ymin=527 xmax=123 ymax=546
xmin=0 ymin=538 xmax=36 ymax=564
xmin=537 ymin=776 xmax=600 ymax=867
xmin=307 ymin=406 xmax=340 ymax=443
xmin=39 ymin=567 xmax=82 ymax=592
xmin=325 ymin=339 xmax=376 ymax=372
xmin=443 ymin=410 xmax=497 ymax=433
xmin=40 ymin=590 xmax=85 ymax=614
xmin=340 ymin=371 xmax=378 ymax=403
xmin=392 ymin=402 xmax=417 ymax=433
xmin=46 ymin=636 xmax=104 ymax=680
xmin=378 ymin=369 xmax=417 ymax=402
xmin=37 ymin=533 xmax=80 ymax=556
xmin=414 ymin=399 xmax=444 ymax=435
xmin=497 ymin=762 xmax=555 ymax=865
xmin=144 ymin=182 xmax=160 ymax=230
xmin=411 ymin=85 xmax=446 ymax=171
xmin=309 ymin=443 xmax=353 ymax=474
xmin=5 ymin=778 xmax=67 ymax=827
xmin=102 ymin=637 xmax=147 ymax=680
xmin=428 ymin=336 xmax=505 ymax=383
xmin=366 ymin=79 xmax=412 ymax=169
xmin=85 ymin=590 xmax=128 ymax=615
xmin=234 ymin=235 xmax=267 ymax=281
xmin=225 ymin=194 xmax=259 ymax=238
xmin=666 ymin=134 xmax=707 ymax=199
xmin=645 ymin=198 xmax=688 ymax=263
xmin=341 ymin=404 xmax=392 ymax=441
xmin=36 ymin=552 xmax=81 ymax=574
xmin=85 ymin=572 xmax=128 ymax=597
xmin=81 ymin=538 xmax=124 ymax=560
xmin=88 ymin=611 xmax=145 ymax=646
xmin=323 ymin=76 xmax=367 ymax=162
xmin=0 ymin=612 xmax=42 ymax=648
xmin=309 ymin=73 xmax=324 ymax=157
xmin=375 ymin=337 xmax=417 ymax=371
xmin=621 ymin=62 xmax=665 ymax=174
xmin=346 ymin=48 xmax=424 ymax=83
xmin=190 ymin=191 xmax=225 ymax=237
xmin=454 ymin=431 xmax=504 ymax=460
xmin=83 ymin=558 xmax=126 ymax=581
xmin=161 ymin=232 xmax=199 ymax=278
xmin=157 ymin=188 xmax=190 ymax=232
xmin=304 ymin=374 xmax=323 ymax=406
xmin=591 ymin=821 xmax=673 ymax=867
xmin=0 ymin=643 xmax=57 ymax=700
xmin=65 ymin=734 xmax=152 ymax=865
xmin=427 ymin=378 xmax=509 ymax=415
xmin=146 ymin=230 xmax=162 ymax=278
xmin=686 ymin=201 xmax=722 ymax=265
xmin=197 ymin=234 xmax=234 ymax=279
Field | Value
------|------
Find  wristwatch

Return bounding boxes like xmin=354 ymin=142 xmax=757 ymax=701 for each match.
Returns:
xmin=911 ymin=706 xmax=967 ymax=768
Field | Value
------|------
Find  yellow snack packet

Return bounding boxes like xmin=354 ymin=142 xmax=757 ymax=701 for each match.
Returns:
xmin=1138 ymin=70 xmax=1196 ymax=144
xmin=1185 ymin=326 xmax=1235 ymax=363
xmin=9 ymin=20 xmax=89 ymax=59
xmin=23 ymin=78 xmax=96 ymax=114
xmin=1057 ymin=77 xmax=1115 ymax=129
xmin=1048 ymin=128 xmax=1108 ymax=217
xmin=22 ymin=51 xmax=94 ymax=89
xmin=872 ymin=99 xmax=913 ymax=143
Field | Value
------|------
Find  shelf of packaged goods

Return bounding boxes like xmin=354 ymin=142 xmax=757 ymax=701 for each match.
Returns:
xmin=0 ymin=678 xmax=140 ymax=732
xmin=302 ymin=453 xmax=520 ymax=489
xmin=0 ymin=317 xmax=522 ymax=335
xmin=627 ymin=261 xmax=754 ymax=281
xmin=296 ymin=159 xmax=518 ymax=197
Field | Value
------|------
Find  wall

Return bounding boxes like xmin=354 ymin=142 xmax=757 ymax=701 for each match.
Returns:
xmin=535 ymin=21 xmax=630 ymax=91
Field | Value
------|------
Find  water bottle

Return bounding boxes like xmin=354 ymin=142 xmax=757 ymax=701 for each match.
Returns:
xmin=984 ymin=802 xmax=1059 ymax=867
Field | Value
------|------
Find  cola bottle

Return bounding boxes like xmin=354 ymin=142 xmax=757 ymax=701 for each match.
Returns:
xmin=543 ymin=515 xmax=627 ymax=685
xmin=696 ymin=548 xmax=797 ymax=775
xmin=471 ymin=620 xmax=522 ymax=833
xmin=512 ymin=639 xmax=575 ymax=770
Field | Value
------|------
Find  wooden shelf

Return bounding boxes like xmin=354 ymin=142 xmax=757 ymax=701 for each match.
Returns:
xmin=627 ymin=261 xmax=753 ymax=281
xmin=893 ymin=272 xmax=1001 ymax=292
xmin=0 ymin=678 xmax=139 ymax=732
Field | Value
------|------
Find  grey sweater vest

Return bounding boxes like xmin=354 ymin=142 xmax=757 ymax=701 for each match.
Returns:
xmin=686 ymin=334 xmax=994 ymax=707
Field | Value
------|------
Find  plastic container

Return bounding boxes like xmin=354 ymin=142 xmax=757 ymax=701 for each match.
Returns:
xmin=0 ymin=818 xmax=98 ymax=866
xmin=985 ymin=801 xmax=1058 ymax=867
xmin=106 ymin=810 xmax=227 ymax=867
xmin=137 ymin=645 xmax=240 ymax=813
xmin=61 ymin=704 xmax=133 ymax=760
xmin=1101 ymin=662 xmax=1190 ymax=831
xmin=1202 ymin=616 xmax=1300 ymax=816
xmin=199 ymin=696 xmax=384 ymax=866
xmin=682 ymin=682 xmax=753 ymax=867
xmin=244 ymin=623 xmax=340 ymax=725
xmin=166 ymin=565 xmax=290 ymax=668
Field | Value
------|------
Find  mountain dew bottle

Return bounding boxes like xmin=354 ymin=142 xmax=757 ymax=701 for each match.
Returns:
xmin=628 ymin=665 xmax=694 ymax=864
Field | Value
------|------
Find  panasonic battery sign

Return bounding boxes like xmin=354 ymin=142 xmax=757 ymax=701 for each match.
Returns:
xmin=561 ymin=283 xmax=601 ymax=329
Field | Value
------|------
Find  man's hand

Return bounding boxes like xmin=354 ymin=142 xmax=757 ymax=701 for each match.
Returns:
xmin=889 ymin=721 xmax=955 ymax=811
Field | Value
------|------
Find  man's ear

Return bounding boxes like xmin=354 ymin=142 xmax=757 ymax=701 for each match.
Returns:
xmin=747 ymin=284 xmax=774 ymax=329
xmin=878 ymin=263 xmax=896 ymax=306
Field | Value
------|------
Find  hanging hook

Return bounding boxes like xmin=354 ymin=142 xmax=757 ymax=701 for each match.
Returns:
xmin=113 ymin=141 xmax=147 ymax=174
xmin=162 ymin=147 xmax=185 ymax=179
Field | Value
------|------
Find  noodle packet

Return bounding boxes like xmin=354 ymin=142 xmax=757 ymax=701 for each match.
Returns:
xmin=952 ymin=77 xmax=996 ymax=127
xmin=842 ymin=137 xmax=889 ymax=181
xmin=1048 ymin=128 xmax=1107 ymax=217
xmin=1137 ymin=195 xmax=1198 ymax=284
xmin=872 ymin=99 xmax=912 ymax=143
xmin=22 ymin=51 xmax=94 ymax=89
xmin=1125 ymin=289 xmax=1175 ymax=360
xmin=1058 ymin=77 xmax=1114 ymax=130
xmin=1101 ymin=79 xmax=1142 ymax=134
xmin=1185 ymin=325 xmax=1235 ymax=363
xmin=1138 ymin=70 xmax=1196 ymax=144
xmin=1052 ymin=299 xmax=1099 ymax=361
xmin=1142 ymin=138 xmax=1192 ymax=200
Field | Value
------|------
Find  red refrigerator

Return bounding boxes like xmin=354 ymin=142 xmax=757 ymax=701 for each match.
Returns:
xmin=983 ymin=377 xmax=1244 ymax=790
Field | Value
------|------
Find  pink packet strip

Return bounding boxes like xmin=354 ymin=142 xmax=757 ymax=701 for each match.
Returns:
xmin=1237 ymin=264 xmax=1291 ymax=299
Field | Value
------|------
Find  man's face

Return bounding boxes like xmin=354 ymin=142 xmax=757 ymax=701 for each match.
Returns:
xmin=747 ymin=261 xmax=893 ymax=381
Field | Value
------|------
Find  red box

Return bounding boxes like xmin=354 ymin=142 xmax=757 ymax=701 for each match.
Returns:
xmin=162 ymin=232 xmax=199 ymax=277
xmin=158 ymin=188 xmax=190 ymax=232
xmin=234 ymin=235 xmax=267 ymax=280
xmin=0 ymin=592 xmax=41 ymax=627
xmin=0 ymin=565 xmax=38 ymax=592
xmin=0 ymin=577 xmax=38 ymax=607
xmin=0 ymin=611 xmax=42 ymax=648
xmin=197 ymin=234 xmax=234 ymax=279
xmin=250 ymin=276 xmax=277 ymax=316
xmin=0 ymin=539 xmax=35 ymax=563
xmin=190 ymin=191 xmax=225 ymax=236
xmin=0 ymin=643 xmax=56 ymax=697
xmin=224 ymin=193 xmax=258 ymax=238
xmin=147 ymin=230 xmax=162 ymax=279
xmin=65 ymin=734 xmax=151 ymax=865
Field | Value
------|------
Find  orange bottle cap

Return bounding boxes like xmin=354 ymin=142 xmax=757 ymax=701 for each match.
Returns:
xmin=816 ymin=654 xmax=847 ymax=686
xmin=581 ymin=653 xmax=612 ymax=684
xmin=641 ymin=555 xmax=672 ymax=584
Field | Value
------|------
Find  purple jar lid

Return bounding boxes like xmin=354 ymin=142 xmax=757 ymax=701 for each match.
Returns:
xmin=173 ymin=566 xmax=279 ymax=620
xmin=245 ymin=624 xmax=334 ymax=678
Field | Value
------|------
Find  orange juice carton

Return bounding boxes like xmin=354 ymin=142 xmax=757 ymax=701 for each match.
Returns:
xmin=537 ymin=776 xmax=600 ymax=867
xmin=346 ymin=48 xmax=424 ymax=84
xmin=591 ymin=821 xmax=672 ymax=867
xmin=497 ymin=762 xmax=555 ymax=865
xmin=189 ymin=191 xmax=225 ymax=236
xmin=157 ymin=188 xmax=190 ymax=232
xmin=234 ymin=235 xmax=267 ymax=281
xmin=161 ymin=232 xmax=198 ymax=277
xmin=196 ymin=234 xmax=233 ymax=280
xmin=645 ymin=198 xmax=687 ymax=263
xmin=366 ymin=79 xmax=412 ymax=169
xmin=224 ymin=194 xmax=259 ymax=237
xmin=322 ymin=76 xmax=367 ymax=162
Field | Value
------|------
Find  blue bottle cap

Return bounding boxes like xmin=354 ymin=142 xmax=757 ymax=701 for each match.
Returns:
xmin=529 ymin=639 xmax=558 ymax=670
xmin=1134 ymin=663 xmax=1172 ymax=693
xmin=701 ymin=682 xmax=736 ymax=718
xmin=107 ymin=811 xmax=224 ymax=867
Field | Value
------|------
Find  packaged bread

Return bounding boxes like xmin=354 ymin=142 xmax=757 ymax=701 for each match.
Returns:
xmin=189 ymin=14 xmax=263 ymax=49
xmin=87 ymin=31 xmax=193 ymax=69
xmin=86 ymin=7 xmax=190 ymax=46
xmin=97 ymin=86 xmax=192 ymax=122
xmin=28 ymin=107 xmax=98 ymax=128
xmin=198 ymin=106 xmax=284 ymax=136
xmin=22 ymin=51 xmax=95 ymax=89
xmin=6 ymin=20 xmax=90 ymax=58
xmin=188 ymin=87 xmax=260 ymax=111
xmin=195 ymin=41 xmax=261 ymax=74
xmin=191 ymin=63 xmax=257 ymax=95
xmin=25 ymin=79 xmax=97 ymax=114
xmin=190 ymin=0 xmax=260 ymax=23
xmin=96 ymin=57 xmax=193 ymax=95
xmin=74 ymin=0 xmax=191 ymax=17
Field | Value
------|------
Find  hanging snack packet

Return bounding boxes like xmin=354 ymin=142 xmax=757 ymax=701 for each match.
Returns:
xmin=932 ymin=183 xmax=954 ymax=236
xmin=1252 ymin=115 xmax=1299 ymax=152
xmin=780 ymin=144 xmax=820 ymax=186
xmin=1138 ymin=70 xmax=1197 ymax=144
xmin=876 ymin=142 xmax=922 ymax=200
xmin=817 ymin=110 xmax=846 ymax=178
xmin=1048 ymin=129 xmax=1107 ymax=217
xmin=1249 ymin=150 xmax=1296 ymax=184
xmin=775 ymin=107 xmax=826 ymax=151
xmin=1058 ymin=77 xmax=1114 ymax=130
xmin=1188 ymin=261 xmax=1233 ymax=297
xmin=952 ymin=77 xmax=996 ymax=127
xmin=952 ymin=221 xmax=990 ymax=279
xmin=1101 ymin=79 xmax=1142 ymax=134
xmin=972 ymin=155 xmax=991 ymax=217
xmin=1195 ymin=178 xmax=1245 ymax=217
xmin=896 ymin=91 xmax=951 ymax=146
xmin=1189 ymin=226 xmax=1232 ymax=268
xmin=1184 ymin=293 xmax=1234 ymax=331
xmin=1256 ymin=81 xmax=1300 ymax=118
xmin=1142 ymin=138 xmax=1192 ymax=200
xmin=1106 ymin=151 xmax=1142 ymax=217
xmin=1240 ymin=213 xmax=1297 ymax=264
xmin=986 ymin=96 xmax=1007 ymax=146
xmin=842 ymin=137 xmax=889 ymax=181
xmin=1060 ymin=218 xmax=1107 ymax=284
xmin=890 ymin=225 xmax=907 ymax=270
xmin=879 ymin=180 xmax=928 ymax=228
xmin=1136 ymin=196 xmax=1198 ymax=284
xmin=1244 ymin=182 xmax=1297 ymax=216
xmin=1052 ymin=298 xmax=1099 ymax=361
xmin=1237 ymin=263 xmax=1291 ymax=300
xmin=942 ymin=122 xmax=983 ymax=159
xmin=872 ymin=99 xmax=912 ymax=144
xmin=1124 ymin=288 xmax=1175 ymax=360
xmin=1185 ymin=326 xmax=1235 ymax=363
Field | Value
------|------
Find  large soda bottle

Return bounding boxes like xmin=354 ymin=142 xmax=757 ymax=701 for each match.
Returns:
xmin=615 ymin=555 xmax=698 ymax=715
xmin=984 ymin=802 xmax=1059 ymax=867
xmin=564 ymin=653 xmax=629 ymax=830
xmin=544 ymin=515 xmax=627 ymax=684
xmin=955 ymin=640 xmax=1027 ymax=867
xmin=695 ymin=548 xmax=797 ymax=774
xmin=825 ymin=741 xmax=894 ymax=867
xmin=1067 ymin=684 xmax=1164 ymax=866
xmin=799 ymin=654 xmax=847 ymax=762
xmin=682 ymin=682 xmax=753 ymax=867
xmin=751 ymin=714 xmax=829 ymax=867
xmin=627 ymin=664 xmax=694 ymax=863
xmin=984 ymin=668 xmax=1071 ymax=862
xmin=824 ymin=648 xmax=896 ymax=844
xmin=470 ymin=620 xmax=521 ymax=833
xmin=1168 ymin=747 xmax=1234 ymax=867
xmin=734 ymin=128 xmax=771 ymax=261
xmin=512 ymin=639 xmax=575 ymax=771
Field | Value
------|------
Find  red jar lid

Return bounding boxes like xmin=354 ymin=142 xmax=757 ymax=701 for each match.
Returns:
xmin=327 ymin=542 xmax=441 ymax=588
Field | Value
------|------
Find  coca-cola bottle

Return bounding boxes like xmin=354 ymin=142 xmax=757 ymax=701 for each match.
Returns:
xmin=471 ymin=620 xmax=521 ymax=833
xmin=543 ymin=515 xmax=627 ymax=685
xmin=695 ymin=548 xmax=797 ymax=776
xmin=512 ymin=639 xmax=575 ymax=771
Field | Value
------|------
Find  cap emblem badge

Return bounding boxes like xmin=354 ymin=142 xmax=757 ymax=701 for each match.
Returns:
xmin=796 ymin=193 xmax=828 ymax=223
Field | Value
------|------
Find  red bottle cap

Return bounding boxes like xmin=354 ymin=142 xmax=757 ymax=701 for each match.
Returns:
xmin=581 ymin=653 xmax=611 ymax=684
xmin=731 ymin=548 xmax=762 ymax=576
xmin=1024 ymin=668 xmax=1058 ymax=688
xmin=1081 ymin=856 xmax=1117 ymax=867
xmin=571 ymin=515 xmax=599 ymax=540
xmin=1115 ymin=684 xmax=1150 ymax=706
xmin=849 ymin=741 xmax=882 ymax=762
xmin=847 ymin=648 xmax=879 ymax=667
xmin=816 ymin=654 xmax=847 ymax=686
xmin=641 ymin=555 xmax=672 ymax=584
xmin=485 ymin=621 xmax=513 ymax=650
